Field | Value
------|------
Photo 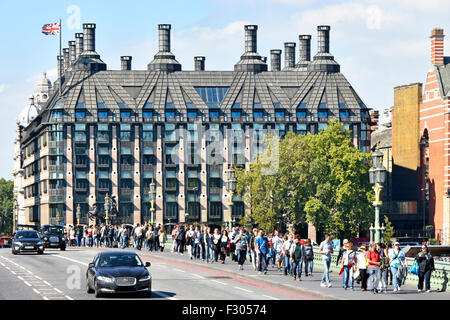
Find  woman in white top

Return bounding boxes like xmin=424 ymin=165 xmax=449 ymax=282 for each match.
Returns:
xmin=356 ymin=244 xmax=368 ymax=291
xmin=282 ymin=234 xmax=294 ymax=276
xmin=212 ymin=228 xmax=222 ymax=263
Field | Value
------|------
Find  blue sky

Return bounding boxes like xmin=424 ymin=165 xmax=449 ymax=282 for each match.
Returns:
xmin=0 ymin=0 xmax=449 ymax=179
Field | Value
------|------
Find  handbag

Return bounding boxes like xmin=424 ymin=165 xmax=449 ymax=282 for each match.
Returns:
xmin=353 ymin=269 xmax=360 ymax=280
xmin=409 ymin=260 xmax=419 ymax=275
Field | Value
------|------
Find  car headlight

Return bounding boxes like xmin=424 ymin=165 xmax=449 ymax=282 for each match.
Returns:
xmin=139 ymin=275 xmax=151 ymax=282
xmin=37 ymin=241 xmax=44 ymax=246
xmin=14 ymin=242 xmax=22 ymax=246
xmin=44 ymin=237 xmax=48 ymax=241
xmin=97 ymin=276 xmax=114 ymax=283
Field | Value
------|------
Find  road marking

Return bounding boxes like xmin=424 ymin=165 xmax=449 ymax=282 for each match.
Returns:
xmin=33 ymin=289 xmax=41 ymax=295
xmin=54 ymin=288 xmax=63 ymax=294
xmin=173 ymin=268 xmax=186 ymax=273
xmin=18 ymin=276 xmax=24 ymax=281
xmin=263 ymin=295 xmax=280 ymax=300
xmin=11 ymin=271 xmax=16 ymax=275
xmin=34 ymin=275 xmax=42 ymax=280
xmin=191 ymin=274 xmax=205 ymax=279
xmin=212 ymin=280 xmax=227 ymax=285
xmin=152 ymin=291 xmax=178 ymax=300
xmin=53 ymin=254 xmax=89 ymax=266
xmin=65 ymin=296 xmax=74 ymax=300
xmin=24 ymin=281 xmax=32 ymax=287
xmin=234 ymin=286 xmax=253 ymax=293
xmin=43 ymin=297 xmax=49 ymax=300
xmin=5 ymin=266 xmax=10 ymax=270
xmin=43 ymin=280 xmax=51 ymax=286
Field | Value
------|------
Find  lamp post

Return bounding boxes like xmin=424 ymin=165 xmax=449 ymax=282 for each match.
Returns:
xmin=225 ymin=166 xmax=237 ymax=229
xmin=149 ymin=179 xmax=157 ymax=227
xmin=104 ymin=193 xmax=111 ymax=226
xmin=369 ymin=149 xmax=387 ymax=243
xmin=76 ymin=204 xmax=82 ymax=227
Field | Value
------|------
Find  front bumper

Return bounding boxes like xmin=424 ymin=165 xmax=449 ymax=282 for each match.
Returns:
xmin=97 ymin=279 xmax=152 ymax=294
xmin=14 ymin=244 xmax=44 ymax=252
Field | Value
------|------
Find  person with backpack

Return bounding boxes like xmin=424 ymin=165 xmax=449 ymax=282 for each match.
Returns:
xmin=176 ymin=225 xmax=186 ymax=255
xmin=291 ymin=236 xmax=305 ymax=282
xmin=389 ymin=242 xmax=405 ymax=292
xmin=415 ymin=244 xmax=435 ymax=292
xmin=340 ymin=242 xmax=357 ymax=290
xmin=304 ymin=239 xmax=314 ymax=276
xmin=378 ymin=243 xmax=390 ymax=293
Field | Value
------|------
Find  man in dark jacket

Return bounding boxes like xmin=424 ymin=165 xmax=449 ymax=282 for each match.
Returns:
xmin=415 ymin=244 xmax=435 ymax=292
xmin=336 ymin=239 xmax=349 ymax=266
xmin=177 ymin=226 xmax=186 ymax=255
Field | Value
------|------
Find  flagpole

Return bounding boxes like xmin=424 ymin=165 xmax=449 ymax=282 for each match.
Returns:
xmin=59 ymin=18 xmax=62 ymax=97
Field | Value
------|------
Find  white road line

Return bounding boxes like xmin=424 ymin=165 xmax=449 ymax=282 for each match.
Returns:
xmin=173 ymin=268 xmax=186 ymax=273
xmin=53 ymin=254 xmax=89 ymax=266
xmin=10 ymin=271 xmax=16 ymax=275
xmin=54 ymin=288 xmax=63 ymax=294
xmin=43 ymin=280 xmax=51 ymax=286
xmin=24 ymin=281 xmax=32 ymax=287
xmin=234 ymin=286 xmax=253 ymax=293
xmin=33 ymin=289 xmax=40 ymax=295
xmin=17 ymin=276 xmax=24 ymax=281
xmin=212 ymin=280 xmax=227 ymax=285
xmin=263 ymin=295 xmax=280 ymax=300
xmin=34 ymin=276 xmax=42 ymax=280
xmin=191 ymin=274 xmax=205 ymax=279
xmin=0 ymin=262 xmax=5 ymax=266
xmin=43 ymin=297 xmax=49 ymax=300
xmin=152 ymin=291 xmax=178 ymax=300
xmin=65 ymin=296 xmax=74 ymax=300
xmin=5 ymin=267 xmax=10 ymax=270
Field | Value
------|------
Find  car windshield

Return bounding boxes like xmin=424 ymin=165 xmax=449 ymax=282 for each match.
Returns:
xmin=42 ymin=227 xmax=64 ymax=235
xmin=15 ymin=231 xmax=39 ymax=239
xmin=98 ymin=254 xmax=143 ymax=268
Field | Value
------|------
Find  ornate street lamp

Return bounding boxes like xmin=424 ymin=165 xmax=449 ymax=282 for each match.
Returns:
xmin=149 ymin=179 xmax=157 ymax=226
xmin=76 ymin=204 xmax=82 ymax=226
xmin=104 ymin=193 xmax=111 ymax=226
xmin=225 ymin=166 xmax=237 ymax=229
xmin=369 ymin=149 xmax=387 ymax=243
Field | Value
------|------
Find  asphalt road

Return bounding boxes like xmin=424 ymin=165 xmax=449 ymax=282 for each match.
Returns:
xmin=0 ymin=248 xmax=317 ymax=301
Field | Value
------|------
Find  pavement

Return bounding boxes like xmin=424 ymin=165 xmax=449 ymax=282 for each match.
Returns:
xmin=107 ymin=243 xmax=450 ymax=300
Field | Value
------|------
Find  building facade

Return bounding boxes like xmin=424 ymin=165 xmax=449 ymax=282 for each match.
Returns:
xmin=419 ymin=28 xmax=450 ymax=244
xmin=17 ymin=23 xmax=371 ymax=228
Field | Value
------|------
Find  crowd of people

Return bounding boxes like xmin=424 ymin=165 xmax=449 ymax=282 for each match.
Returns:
xmin=65 ymin=223 xmax=437 ymax=294
xmin=321 ymin=234 xmax=436 ymax=293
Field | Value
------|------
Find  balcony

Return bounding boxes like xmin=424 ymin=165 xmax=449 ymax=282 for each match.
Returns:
xmin=75 ymin=162 xmax=88 ymax=169
xmin=120 ymin=164 xmax=134 ymax=172
xmin=98 ymin=162 xmax=110 ymax=169
xmin=209 ymin=187 xmax=222 ymax=194
xmin=120 ymin=189 xmax=133 ymax=196
xmin=98 ymin=186 xmax=110 ymax=193
xmin=49 ymin=189 xmax=65 ymax=196
xmin=142 ymin=164 xmax=154 ymax=172
xmin=49 ymin=141 xmax=65 ymax=148
xmin=49 ymin=165 xmax=65 ymax=172
xmin=75 ymin=186 xmax=88 ymax=193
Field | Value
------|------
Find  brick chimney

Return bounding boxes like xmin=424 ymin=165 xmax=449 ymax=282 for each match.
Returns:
xmin=431 ymin=28 xmax=444 ymax=66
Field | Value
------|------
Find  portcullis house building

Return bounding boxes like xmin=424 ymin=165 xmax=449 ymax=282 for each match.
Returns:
xmin=16 ymin=23 xmax=372 ymax=228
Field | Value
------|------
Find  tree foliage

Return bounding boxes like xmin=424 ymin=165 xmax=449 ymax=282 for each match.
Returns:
xmin=383 ymin=216 xmax=395 ymax=243
xmin=0 ymin=179 xmax=14 ymax=236
xmin=236 ymin=121 xmax=374 ymax=239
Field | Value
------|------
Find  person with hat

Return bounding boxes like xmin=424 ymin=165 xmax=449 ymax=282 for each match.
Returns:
xmin=356 ymin=244 xmax=369 ymax=291
xmin=388 ymin=242 xmax=405 ymax=292
xmin=415 ymin=244 xmax=435 ymax=292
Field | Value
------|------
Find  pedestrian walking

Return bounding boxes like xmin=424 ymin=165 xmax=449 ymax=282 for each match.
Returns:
xmin=318 ymin=234 xmax=333 ymax=288
xmin=212 ymin=228 xmax=221 ymax=262
xmin=356 ymin=244 xmax=368 ymax=291
xmin=234 ymin=228 xmax=248 ymax=270
xmin=272 ymin=230 xmax=284 ymax=272
xmin=304 ymin=239 xmax=314 ymax=276
xmin=388 ymin=242 xmax=405 ymax=292
xmin=336 ymin=239 xmax=349 ymax=267
xmin=340 ymin=242 xmax=356 ymax=290
xmin=415 ymin=244 xmax=435 ymax=292
xmin=367 ymin=243 xmax=381 ymax=293
xmin=249 ymin=228 xmax=259 ymax=271
xmin=219 ymin=230 xmax=230 ymax=264
xmin=204 ymin=227 xmax=214 ymax=264
xmin=172 ymin=225 xmax=179 ymax=253
xmin=255 ymin=229 xmax=269 ymax=275
xmin=282 ymin=234 xmax=294 ymax=276
xmin=176 ymin=225 xmax=186 ymax=255
xmin=158 ymin=226 xmax=167 ymax=252
xmin=378 ymin=243 xmax=390 ymax=293
xmin=193 ymin=226 xmax=201 ymax=259
xmin=291 ymin=236 xmax=305 ymax=282
xmin=146 ymin=226 xmax=154 ymax=251
xmin=186 ymin=225 xmax=195 ymax=260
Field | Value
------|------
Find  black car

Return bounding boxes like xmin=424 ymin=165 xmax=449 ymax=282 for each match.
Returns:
xmin=86 ymin=251 xmax=152 ymax=298
xmin=12 ymin=230 xmax=45 ymax=255
xmin=40 ymin=225 xmax=66 ymax=250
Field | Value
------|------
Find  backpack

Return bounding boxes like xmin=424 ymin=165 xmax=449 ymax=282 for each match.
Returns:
xmin=305 ymin=246 xmax=314 ymax=260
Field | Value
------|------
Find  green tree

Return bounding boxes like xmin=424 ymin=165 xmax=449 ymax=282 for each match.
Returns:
xmin=236 ymin=121 xmax=373 ymax=239
xmin=383 ymin=216 xmax=395 ymax=242
xmin=0 ymin=179 xmax=14 ymax=236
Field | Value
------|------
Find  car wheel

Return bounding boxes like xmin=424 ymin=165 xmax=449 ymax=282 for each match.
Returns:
xmin=60 ymin=246 xmax=66 ymax=251
xmin=94 ymin=280 xmax=102 ymax=298
xmin=12 ymin=249 xmax=17 ymax=255
xmin=86 ymin=277 xmax=94 ymax=294
xmin=38 ymin=249 xmax=44 ymax=255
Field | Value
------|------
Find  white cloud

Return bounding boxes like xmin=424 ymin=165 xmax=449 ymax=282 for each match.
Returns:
xmin=0 ymin=84 xmax=5 ymax=94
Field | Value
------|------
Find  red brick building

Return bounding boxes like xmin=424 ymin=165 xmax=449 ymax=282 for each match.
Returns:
xmin=420 ymin=28 xmax=450 ymax=245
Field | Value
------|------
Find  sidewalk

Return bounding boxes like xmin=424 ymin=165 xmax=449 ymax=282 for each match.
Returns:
xmin=90 ymin=243 xmax=450 ymax=300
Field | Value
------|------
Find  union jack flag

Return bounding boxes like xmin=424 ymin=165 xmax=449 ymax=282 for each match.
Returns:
xmin=42 ymin=22 xmax=61 ymax=36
